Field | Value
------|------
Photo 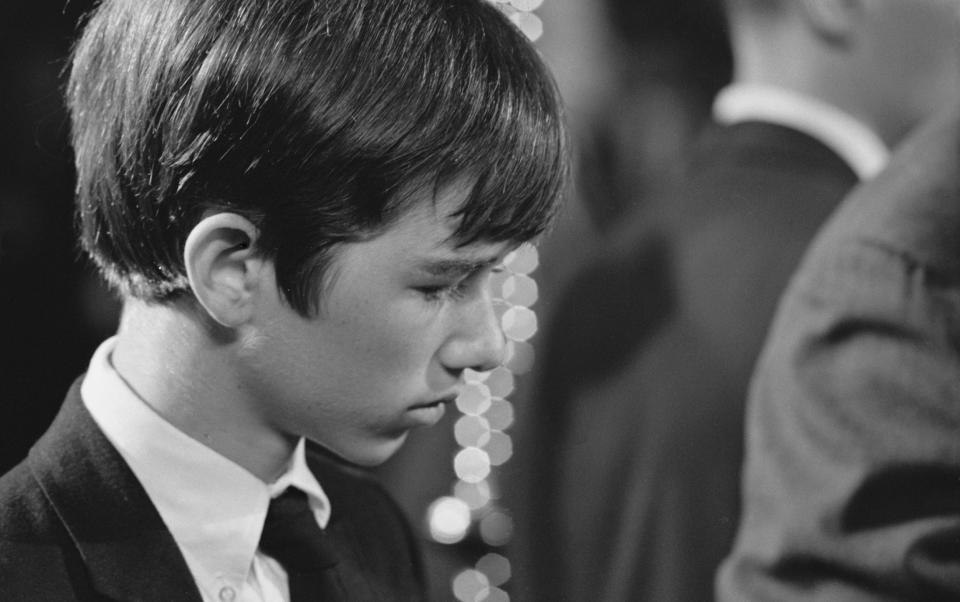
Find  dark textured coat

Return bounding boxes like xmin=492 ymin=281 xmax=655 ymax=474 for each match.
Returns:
xmin=719 ymin=108 xmax=960 ymax=601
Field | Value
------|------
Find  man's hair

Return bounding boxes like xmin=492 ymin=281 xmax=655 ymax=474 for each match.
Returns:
xmin=68 ymin=0 xmax=568 ymax=315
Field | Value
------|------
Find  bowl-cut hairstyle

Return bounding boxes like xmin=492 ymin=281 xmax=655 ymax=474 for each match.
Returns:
xmin=68 ymin=0 xmax=568 ymax=315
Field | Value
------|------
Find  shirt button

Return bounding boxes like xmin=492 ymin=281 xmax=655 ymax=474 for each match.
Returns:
xmin=219 ymin=586 xmax=236 ymax=602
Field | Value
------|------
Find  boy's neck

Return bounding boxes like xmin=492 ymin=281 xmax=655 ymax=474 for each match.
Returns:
xmin=110 ymin=298 xmax=297 ymax=483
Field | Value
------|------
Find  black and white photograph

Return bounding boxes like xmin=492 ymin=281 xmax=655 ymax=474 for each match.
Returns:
xmin=1 ymin=1 xmax=957 ymax=600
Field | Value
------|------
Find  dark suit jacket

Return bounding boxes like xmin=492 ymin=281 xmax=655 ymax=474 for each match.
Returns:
xmin=718 ymin=108 xmax=960 ymax=601
xmin=511 ymin=121 xmax=859 ymax=601
xmin=0 ymin=378 xmax=426 ymax=601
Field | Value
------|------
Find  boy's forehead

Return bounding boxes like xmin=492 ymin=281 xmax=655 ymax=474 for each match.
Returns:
xmin=341 ymin=183 xmax=515 ymax=271
xmin=384 ymin=176 xmax=475 ymax=240
xmin=399 ymin=220 xmax=514 ymax=273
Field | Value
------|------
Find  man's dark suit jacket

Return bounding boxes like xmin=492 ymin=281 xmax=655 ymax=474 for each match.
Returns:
xmin=718 ymin=108 xmax=960 ymax=601
xmin=0 ymin=379 xmax=426 ymax=601
xmin=511 ymin=121 xmax=859 ymax=601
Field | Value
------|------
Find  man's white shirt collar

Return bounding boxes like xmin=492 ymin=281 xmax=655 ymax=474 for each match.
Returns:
xmin=81 ymin=337 xmax=331 ymax=601
xmin=713 ymin=83 xmax=889 ymax=180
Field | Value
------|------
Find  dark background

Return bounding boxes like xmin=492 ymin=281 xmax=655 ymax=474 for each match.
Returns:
xmin=0 ymin=0 xmax=120 ymax=474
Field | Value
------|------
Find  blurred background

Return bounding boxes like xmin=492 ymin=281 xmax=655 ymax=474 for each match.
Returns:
xmin=0 ymin=1 xmax=730 ymax=600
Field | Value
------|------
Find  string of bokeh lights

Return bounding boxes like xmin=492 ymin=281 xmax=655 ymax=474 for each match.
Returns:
xmin=424 ymin=5 xmax=545 ymax=599
xmin=426 ymin=240 xmax=541 ymax=602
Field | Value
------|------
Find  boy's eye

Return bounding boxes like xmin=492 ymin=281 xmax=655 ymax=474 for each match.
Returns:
xmin=417 ymin=280 xmax=470 ymax=302
xmin=418 ymin=264 xmax=503 ymax=303
xmin=415 ymin=263 xmax=505 ymax=303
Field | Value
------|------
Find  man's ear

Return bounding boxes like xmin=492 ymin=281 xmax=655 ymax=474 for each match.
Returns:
xmin=183 ymin=213 xmax=266 ymax=328
xmin=798 ymin=0 xmax=861 ymax=44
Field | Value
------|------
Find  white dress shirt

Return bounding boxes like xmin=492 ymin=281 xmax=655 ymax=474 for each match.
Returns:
xmin=713 ymin=83 xmax=890 ymax=180
xmin=81 ymin=337 xmax=332 ymax=602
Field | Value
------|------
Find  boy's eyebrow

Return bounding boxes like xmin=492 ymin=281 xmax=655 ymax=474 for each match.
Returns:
xmin=418 ymin=256 xmax=502 ymax=277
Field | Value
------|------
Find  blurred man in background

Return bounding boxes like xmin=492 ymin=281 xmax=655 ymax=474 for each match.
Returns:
xmin=719 ymin=90 xmax=960 ymax=602
xmin=719 ymin=4 xmax=960 ymax=600
xmin=512 ymin=0 xmax=960 ymax=600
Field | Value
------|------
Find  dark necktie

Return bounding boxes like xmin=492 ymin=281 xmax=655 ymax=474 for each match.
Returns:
xmin=259 ymin=487 xmax=344 ymax=601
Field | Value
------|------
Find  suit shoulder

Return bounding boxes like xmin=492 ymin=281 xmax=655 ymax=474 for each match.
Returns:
xmin=0 ymin=461 xmax=86 ymax=600
xmin=0 ymin=461 xmax=62 ymax=543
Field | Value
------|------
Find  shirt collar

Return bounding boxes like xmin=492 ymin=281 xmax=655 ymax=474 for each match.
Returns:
xmin=713 ymin=83 xmax=889 ymax=180
xmin=80 ymin=337 xmax=331 ymax=589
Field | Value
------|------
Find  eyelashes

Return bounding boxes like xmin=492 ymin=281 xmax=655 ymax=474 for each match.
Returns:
xmin=418 ymin=282 xmax=470 ymax=302
xmin=417 ymin=266 xmax=504 ymax=303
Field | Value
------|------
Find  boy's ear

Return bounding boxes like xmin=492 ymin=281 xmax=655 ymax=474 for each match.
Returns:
xmin=183 ymin=213 xmax=267 ymax=327
xmin=798 ymin=0 xmax=861 ymax=44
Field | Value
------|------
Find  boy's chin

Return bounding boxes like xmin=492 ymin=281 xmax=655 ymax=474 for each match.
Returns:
xmin=312 ymin=433 xmax=409 ymax=468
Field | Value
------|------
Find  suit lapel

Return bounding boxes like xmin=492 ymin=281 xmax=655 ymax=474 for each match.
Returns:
xmin=304 ymin=445 xmax=384 ymax=600
xmin=27 ymin=379 xmax=203 ymax=602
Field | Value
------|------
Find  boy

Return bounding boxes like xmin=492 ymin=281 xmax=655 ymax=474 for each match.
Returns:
xmin=0 ymin=0 xmax=567 ymax=600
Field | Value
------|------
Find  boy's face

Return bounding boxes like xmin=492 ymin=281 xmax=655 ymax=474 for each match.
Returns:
xmin=242 ymin=181 xmax=510 ymax=465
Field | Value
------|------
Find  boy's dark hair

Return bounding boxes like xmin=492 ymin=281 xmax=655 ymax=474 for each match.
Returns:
xmin=68 ymin=0 xmax=568 ymax=315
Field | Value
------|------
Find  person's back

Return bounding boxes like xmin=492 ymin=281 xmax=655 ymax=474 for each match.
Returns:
xmin=0 ymin=1 xmax=568 ymax=600
xmin=718 ymin=100 xmax=960 ymax=602
xmin=511 ymin=1 xmax=959 ymax=600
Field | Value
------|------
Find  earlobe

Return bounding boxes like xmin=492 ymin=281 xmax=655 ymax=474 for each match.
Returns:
xmin=183 ymin=213 xmax=264 ymax=328
xmin=799 ymin=0 xmax=860 ymax=44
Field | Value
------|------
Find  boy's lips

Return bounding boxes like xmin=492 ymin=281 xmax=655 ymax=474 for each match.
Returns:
xmin=406 ymin=395 xmax=457 ymax=426
xmin=410 ymin=394 xmax=458 ymax=410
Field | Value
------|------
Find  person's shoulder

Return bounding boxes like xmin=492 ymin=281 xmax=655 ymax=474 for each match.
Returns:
xmin=0 ymin=462 xmax=93 ymax=600
xmin=812 ymin=107 xmax=960 ymax=277
xmin=685 ymin=121 xmax=857 ymax=193
xmin=0 ymin=459 xmax=76 ymax=593
xmin=0 ymin=459 xmax=61 ymax=543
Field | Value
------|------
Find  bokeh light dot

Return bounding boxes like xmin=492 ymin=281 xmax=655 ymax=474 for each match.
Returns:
xmin=453 ymin=569 xmax=489 ymax=602
xmin=454 ymin=479 xmax=492 ymax=511
xmin=455 ymin=415 xmax=492 ymax=448
xmin=484 ymin=367 xmax=515 ymax=398
xmin=454 ymin=447 xmax=491 ymax=483
xmin=504 ymin=340 xmax=535 ymax=374
xmin=463 ymin=368 xmax=489 ymax=385
xmin=483 ymin=399 xmax=515 ymax=431
xmin=456 ymin=383 xmax=492 ymax=416
xmin=476 ymin=554 xmax=512 ymax=587
xmin=490 ymin=270 xmax=512 ymax=300
xmin=503 ymin=244 xmax=539 ymax=274
xmin=484 ymin=431 xmax=514 ymax=466
xmin=510 ymin=12 xmax=543 ymax=42
xmin=481 ymin=587 xmax=510 ymax=602
xmin=495 ymin=300 xmax=514 ymax=325
xmin=501 ymin=306 xmax=538 ymax=342
xmin=479 ymin=510 xmax=514 ymax=547
xmin=427 ymin=496 xmax=472 ymax=545
xmin=510 ymin=0 xmax=543 ymax=11
xmin=501 ymin=274 xmax=539 ymax=307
